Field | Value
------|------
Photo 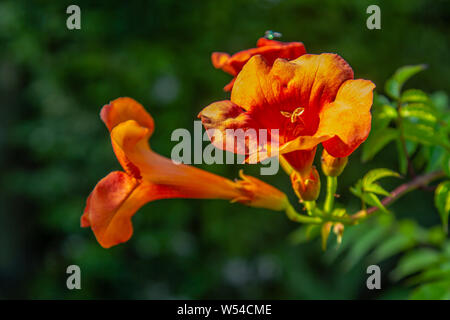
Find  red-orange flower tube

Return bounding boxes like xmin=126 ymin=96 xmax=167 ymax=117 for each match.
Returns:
xmin=82 ymin=98 xmax=288 ymax=248
xmin=212 ymin=37 xmax=306 ymax=91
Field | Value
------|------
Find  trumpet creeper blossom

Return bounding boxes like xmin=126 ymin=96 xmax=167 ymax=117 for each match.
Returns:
xmin=199 ymin=53 xmax=375 ymax=176
xmin=82 ymin=98 xmax=288 ymax=248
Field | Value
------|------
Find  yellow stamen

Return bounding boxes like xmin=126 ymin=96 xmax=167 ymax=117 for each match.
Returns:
xmin=280 ymin=107 xmax=305 ymax=123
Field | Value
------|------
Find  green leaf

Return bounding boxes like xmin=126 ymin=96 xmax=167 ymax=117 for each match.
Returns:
xmin=400 ymin=103 xmax=437 ymax=124
xmin=410 ymin=280 xmax=450 ymax=300
xmin=430 ymin=91 xmax=448 ymax=114
xmin=324 ymin=222 xmax=373 ymax=264
xmin=442 ymin=153 xmax=450 ymax=177
xmin=444 ymin=240 xmax=450 ymax=257
xmin=369 ymin=233 xmax=415 ymax=263
xmin=342 ymin=224 xmax=389 ymax=270
xmin=406 ymin=140 xmax=419 ymax=155
xmin=385 ymin=78 xmax=401 ymax=100
xmin=385 ymin=64 xmax=427 ymax=99
xmin=401 ymin=89 xmax=429 ymax=104
xmin=350 ymin=179 xmax=363 ymax=197
xmin=398 ymin=219 xmax=420 ymax=238
xmin=363 ymin=183 xmax=391 ymax=197
xmin=363 ymin=193 xmax=389 ymax=213
xmin=362 ymin=128 xmax=398 ymax=162
xmin=289 ymin=225 xmax=320 ymax=244
xmin=362 ymin=168 xmax=401 ymax=187
xmin=350 ymin=169 xmax=400 ymax=212
xmin=403 ymin=120 xmax=450 ymax=148
xmin=435 ymin=181 xmax=450 ymax=233
xmin=425 ymin=146 xmax=446 ymax=173
xmin=394 ymin=65 xmax=427 ymax=85
xmin=352 ymin=169 xmax=401 ymax=212
xmin=372 ymin=104 xmax=398 ymax=130
xmin=391 ymin=248 xmax=441 ymax=281
xmin=427 ymin=226 xmax=447 ymax=246
xmin=409 ymin=261 xmax=450 ymax=285
xmin=373 ymin=93 xmax=391 ymax=107
xmin=396 ymin=140 xmax=418 ymax=175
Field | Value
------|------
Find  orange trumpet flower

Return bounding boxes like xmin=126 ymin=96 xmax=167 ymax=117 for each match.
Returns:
xmin=82 ymin=98 xmax=288 ymax=248
xmin=212 ymin=37 xmax=306 ymax=91
xmin=199 ymin=53 xmax=375 ymax=177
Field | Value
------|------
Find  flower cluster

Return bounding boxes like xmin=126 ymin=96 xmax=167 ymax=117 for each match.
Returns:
xmin=83 ymin=36 xmax=375 ymax=248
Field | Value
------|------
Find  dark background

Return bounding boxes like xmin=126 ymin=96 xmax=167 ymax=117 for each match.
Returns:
xmin=0 ymin=0 xmax=449 ymax=299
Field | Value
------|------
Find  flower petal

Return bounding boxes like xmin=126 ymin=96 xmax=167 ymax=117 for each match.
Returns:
xmin=212 ymin=52 xmax=234 ymax=75
xmin=282 ymin=148 xmax=317 ymax=175
xmin=212 ymin=38 xmax=306 ymax=91
xmin=256 ymin=38 xmax=285 ymax=47
xmin=232 ymin=53 xmax=354 ymax=112
xmin=81 ymin=171 xmax=191 ymax=248
xmin=81 ymin=171 xmax=143 ymax=248
xmin=101 ymin=97 xmax=154 ymax=133
xmin=100 ymin=98 xmax=155 ymax=179
xmin=198 ymin=100 xmax=261 ymax=155
xmin=316 ymin=79 xmax=376 ymax=157
xmin=279 ymin=135 xmax=330 ymax=154
xmin=230 ymin=53 xmax=354 ymax=140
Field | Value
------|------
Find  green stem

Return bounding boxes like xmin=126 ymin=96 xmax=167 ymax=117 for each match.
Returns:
xmin=285 ymin=204 xmax=322 ymax=224
xmin=303 ymin=201 xmax=316 ymax=216
xmin=325 ymin=215 xmax=357 ymax=225
xmin=351 ymin=170 xmax=445 ymax=220
xmin=396 ymin=98 xmax=415 ymax=177
xmin=324 ymin=176 xmax=337 ymax=214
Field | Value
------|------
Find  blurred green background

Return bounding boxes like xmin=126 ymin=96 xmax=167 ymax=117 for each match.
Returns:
xmin=0 ymin=0 xmax=449 ymax=299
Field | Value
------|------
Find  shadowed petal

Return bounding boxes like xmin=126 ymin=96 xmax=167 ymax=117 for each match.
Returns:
xmin=282 ymin=148 xmax=317 ymax=175
xmin=198 ymin=100 xmax=261 ymax=154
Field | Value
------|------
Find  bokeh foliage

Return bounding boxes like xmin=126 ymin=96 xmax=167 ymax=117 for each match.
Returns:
xmin=0 ymin=0 xmax=449 ymax=299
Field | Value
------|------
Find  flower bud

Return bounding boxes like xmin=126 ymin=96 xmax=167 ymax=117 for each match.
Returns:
xmin=290 ymin=166 xmax=321 ymax=201
xmin=321 ymin=149 xmax=348 ymax=177
xmin=234 ymin=170 xmax=288 ymax=211
xmin=333 ymin=223 xmax=344 ymax=245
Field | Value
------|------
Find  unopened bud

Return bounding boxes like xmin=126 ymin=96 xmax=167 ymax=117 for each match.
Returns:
xmin=321 ymin=149 xmax=348 ymax=177
xmin=333 ymin=223 xmax=344 ymax=245
xmin=234 ymin=170 xmax=288 ymax=211
xmin=290 ymin=166 xmax=321 ymax=201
